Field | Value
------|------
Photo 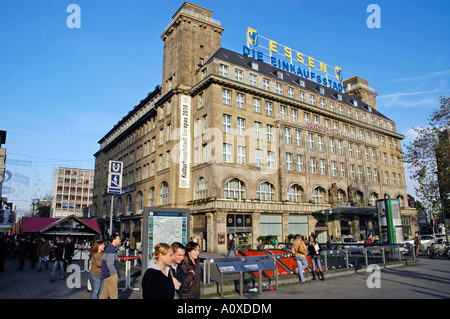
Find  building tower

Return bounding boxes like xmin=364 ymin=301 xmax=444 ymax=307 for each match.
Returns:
xmin=343 ymin=76 xmax=378 ymax=110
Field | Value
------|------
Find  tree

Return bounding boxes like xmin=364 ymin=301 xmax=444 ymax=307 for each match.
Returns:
xmin=404 ymin=97 xmax=450 ymax=219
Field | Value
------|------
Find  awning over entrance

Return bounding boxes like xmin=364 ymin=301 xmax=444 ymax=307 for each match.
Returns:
xmin=312 ymin=205 xmax=377 ymax=217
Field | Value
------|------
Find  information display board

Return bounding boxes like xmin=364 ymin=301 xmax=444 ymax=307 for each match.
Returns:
xmin=376 ymin=199 xmax=403 ymax=244
xmin=142 ymin=207 xmax=190 ymax=270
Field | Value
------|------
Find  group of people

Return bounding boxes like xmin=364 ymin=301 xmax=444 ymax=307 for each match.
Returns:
xmin=292 ymin=234 xmax=325 ymax=283
xmin=87 ymin=234 xmax=202 ymax=300
xmin=141 ymin=241 xmax=201 ymax=299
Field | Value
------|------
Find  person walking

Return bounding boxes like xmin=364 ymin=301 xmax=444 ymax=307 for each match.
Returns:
xmin=28 ymin=238 xmax=38 ymax=269
xmin=414 ymin=231 xmax=421 ymax=257
xmin=171 ymin=242 xmax=186 ymax=299
xmin=99 ymin=234 xmax=121 ymax=299
xmin=142 ymin=243 xmax=179 ymax=299
xmin=0 ymin=236 xmax=7 ymax=272
xmin=226 ymin=236 xmax=237 ymax=257
xmin=89 ymin=240 xmax=105 ymax=299
xmin=308 ymin=235 xmax=324 ymax=281
xmin=292 ymin=234 xmax=310 ymax=283
xmin=37 ymin=237 xmax=50 ymax=272
xmin=50 ymin=237 xmax=66 ymax=281
xmin=17 ymin=237 xmax=27 ymax=271
xmin=64 ymin=237 xmax=75 ymax=271
xmin=181 ymin=241 xmax=202 ymax=299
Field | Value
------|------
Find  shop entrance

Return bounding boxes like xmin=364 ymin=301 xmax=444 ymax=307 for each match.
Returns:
xmin=227 ymin=231 xmax=253 ymax=251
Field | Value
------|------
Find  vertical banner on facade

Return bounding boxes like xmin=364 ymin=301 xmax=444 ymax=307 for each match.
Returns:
xmin=179 ymin=95 xmax=191 ymax=188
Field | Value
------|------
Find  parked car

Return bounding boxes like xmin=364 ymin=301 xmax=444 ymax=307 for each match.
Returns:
xmin=404 ymin=234 xmax=446 ymax=253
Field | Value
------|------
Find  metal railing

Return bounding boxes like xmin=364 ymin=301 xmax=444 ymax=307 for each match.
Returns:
xmin=201 ymin=243 xmax=415 ymax=287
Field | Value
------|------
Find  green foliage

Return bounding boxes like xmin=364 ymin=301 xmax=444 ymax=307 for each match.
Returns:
xmin=404 ymin=97 xmax=450 ymax=218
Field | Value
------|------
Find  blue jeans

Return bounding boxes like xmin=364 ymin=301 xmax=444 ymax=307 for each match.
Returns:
xmin=295 ymin=256 xmax=309 ymax=282
xmin=38 ymin=256 xmax=49 ymax=271
xmin=89 ymin=273 xmax=104 ymax=299
xmin=51 ymin=260 xmax=65 ymax=280
xmin=310 ymin=256 xmax=323 ymax=272
xmin=227 ymin=248 xmax=237 ymax=257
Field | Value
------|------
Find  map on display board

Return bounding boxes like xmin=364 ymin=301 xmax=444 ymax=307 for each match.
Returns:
xmin=142 ymin=207 xmax=190 ymax=270
xmin=148 ymin=211 xmax=187 ymax=251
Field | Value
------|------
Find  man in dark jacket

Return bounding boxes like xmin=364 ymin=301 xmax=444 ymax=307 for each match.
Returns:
xmin=50 ymin=237 xmax=66 ymax=282
xmin=64 ymin=237 xmax=75 ymax=271
xmin=171 ymin=242 xmax=186 ymax=299
xmin=99 ymin=233 xmax=121 ymax=299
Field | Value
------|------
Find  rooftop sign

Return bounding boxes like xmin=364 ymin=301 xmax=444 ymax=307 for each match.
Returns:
xmin=243 ymin=27 xmax=347 ymax=93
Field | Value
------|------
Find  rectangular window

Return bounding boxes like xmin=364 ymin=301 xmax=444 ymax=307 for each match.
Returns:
xmin=284 ymin=127 xmax=291 ymax=144
xmin=223 ymin=143 xmax=232 ymax=163
xmin=249 ymin=74 xmax=257 ymax=86
xmin=223 ymin=114 xmax=231 ymax=133
xmin=222 ymin=89 xmax=231 ymax=105
xmin=291 ymin=109 xmax=298 ymax=123
xmin=236 ymin=93 xmax=245 ymax=109
xmin=237 ymin=145 xmax=246 ymax=164
xmin=263 ymin=79 xmax=270 ymax=90
xmin=308 ymin=133 xmax=314 ymax=149
xmin=219 ymin=64 xmax=228 ymax=77
xmin=253 ymin=98 xmax=261 ymax=113
xmin=265 ymin=101 xmax=273 ymax=116
xmin=267 ymin=124 xmax=274 ymax=142
xmin=295 ymin=129 xmax=302 ymax=146
xmin=235 ymin=69 xmax=243 ymax=82
xmin=319 ymin=159 xmax=325 ymax=175
xmin=268 ymin=151 xmax=275 ymax=168
xmin=310 ymin=157 xmax=316 ymax=173
xmin=286 ymin=153 xmax=293 ymax=170
xmin=237 ymin=117 xmax=245 ymax=136
xmin=280 ymin=105 xmax=287 ymax=120
xmin=296 ymin=155 xmax=303 ymax=172
xmin=254 ymin=121 xmax=262 ymax=139
xmin=255 ymin=149 xmax=262 ymax=167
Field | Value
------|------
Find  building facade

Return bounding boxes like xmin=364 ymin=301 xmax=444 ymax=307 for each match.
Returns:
xmin=92 ymin=2 xmax=418 ymax=252
xmin=51 ymin=167 xmax=94 ymax=218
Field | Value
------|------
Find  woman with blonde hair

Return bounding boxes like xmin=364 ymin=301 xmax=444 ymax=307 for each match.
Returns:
xmin=142 ymin=243 xmax=180 ymax=299
xmin=89 ymin=240 xmax=105 ymax=299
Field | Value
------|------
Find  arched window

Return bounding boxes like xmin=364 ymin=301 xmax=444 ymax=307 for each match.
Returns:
xmin=103 ymin=201 xmax=108 ymax=218
xmin=160 ymin=182 xmax=169 ymax=205
xmin=137 ymin=191 xmax=143 ymax=211
xmin=196 ymin=177 xmax=208 ymax=199
xmin=118 ymin=197 xmax=123 ymax=215
xmin=312 ymin=186 xmax=326 ymax=204
xmin=288 ymin=184 xmax=303 ymax=202
xmin=149 ymin=187 xmax=155 ymax=207
xmin=257 ymin=181 xmax=275 ymax=201
xmin=126 ymin=195 xmax=132 ymax=214
xmin=224 ymin=178 xmax=245 ymax=199
xmin=397 ymin=194 xmax=404 ymax=207
xmin=355 ymin=190 xmax=364 ymax=206
xmin=337 ymin=189 xmax=347 ymax=204
xmin=369 ymin=192 xmax=378 ymax=206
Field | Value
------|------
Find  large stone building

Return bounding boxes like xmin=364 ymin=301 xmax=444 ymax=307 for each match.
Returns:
xmin=92 ymin=2 xmax=418 ymax=252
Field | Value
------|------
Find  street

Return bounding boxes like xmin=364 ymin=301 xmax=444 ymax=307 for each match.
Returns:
xmin=212 ymin=256 xmax=450 ymax=299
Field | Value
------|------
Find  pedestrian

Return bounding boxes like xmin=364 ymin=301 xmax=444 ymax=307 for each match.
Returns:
xmin=89 ymin=240 xmax=105 ymax=299
xmin=50 ymin=237 xmax=66 ymax=281
xmin=292 ymin=234 xmax=310 ymax=283
xmin=0 ymin=236 xmax=7 ymax=272
xmin=414 ymin=231 xmax=421 ymax=257
xmin=28 ymin=238 xmax=38 ymax=269
xmin=226 ymin=236 xmax=237 ymax=257
xmin=99 ymin=233 xmax=121 ymax=299
xmin=272 ymin=235 xmax=278 ymax=248
xmin=17 ymin=237 xmax=27 ymax=271
xmin=37 ymin=237 xmax=50 ymax=272
xmin=307 ymin=235 xmax=324 ymax=281
xmin=171 ymin=242 xmax=186 ymax=299
xmin=364 ymin=233 xmax=374 ymax=258
xmin=65 ymin=237 xmax=75 ymax=271
xmin=142 ymin=243 xmax=180 ymax=299
xmin=181 ymin=241 xmax=202 ymax=299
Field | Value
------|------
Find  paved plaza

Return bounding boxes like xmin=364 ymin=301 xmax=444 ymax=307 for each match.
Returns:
xmin=0 ymin=254 xmax=449 ymax=300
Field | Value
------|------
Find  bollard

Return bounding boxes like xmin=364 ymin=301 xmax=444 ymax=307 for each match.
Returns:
xmin=365 ymin=248 xmax=368 ymax=266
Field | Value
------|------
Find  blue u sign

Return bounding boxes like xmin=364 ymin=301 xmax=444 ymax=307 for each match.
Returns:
xmin=108 ymin=161 xmax=123 ymax=174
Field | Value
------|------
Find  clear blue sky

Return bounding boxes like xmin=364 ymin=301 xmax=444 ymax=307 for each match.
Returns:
xmin=1 ymin=0 xmax=449 ymax=213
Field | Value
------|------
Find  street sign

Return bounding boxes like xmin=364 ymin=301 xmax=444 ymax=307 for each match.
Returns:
xmin=107 ymin=160 xmax=123 ymax=194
